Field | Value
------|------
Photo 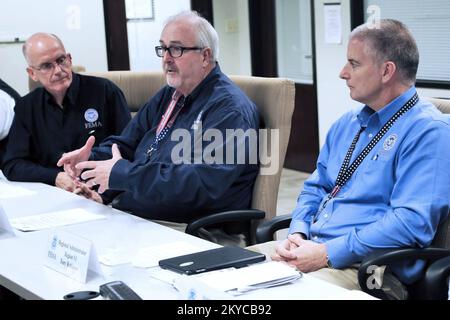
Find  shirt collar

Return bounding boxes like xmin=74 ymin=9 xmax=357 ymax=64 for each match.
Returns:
xmin=183 ymin=63 xmax=220 ymax=103
xmin=64 ymin=72 xmax=79 ymax=106
xmin=376 ymin=86 xmax=417 ymax=125
xmin=357 ymin=86 xmax=417 ymax=129
xmin=357 ymin=105 xmax=375 ymax=128
xmin=44 ymin=72 xmax=79 ymax=107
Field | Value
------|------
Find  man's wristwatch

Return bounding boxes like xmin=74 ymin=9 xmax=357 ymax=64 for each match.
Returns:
xmin=326 ymin=255 xmax=333 ymax=268
xmin=292 ymin=232 xmax=307 ymax=240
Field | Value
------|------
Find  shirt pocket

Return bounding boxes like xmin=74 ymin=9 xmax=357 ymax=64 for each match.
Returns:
xmin=359 ymin=149 xmax=396 ymax=197
xmin=362 ymin=150 xmax=392 ymax=172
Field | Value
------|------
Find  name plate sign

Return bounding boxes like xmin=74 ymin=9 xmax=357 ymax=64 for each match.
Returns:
xmin=45 ymin=230 xmax=102 ymax=283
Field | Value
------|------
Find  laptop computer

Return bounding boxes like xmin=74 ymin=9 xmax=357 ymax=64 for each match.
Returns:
xmin=158 ymin=246 xmax=266 ymax=275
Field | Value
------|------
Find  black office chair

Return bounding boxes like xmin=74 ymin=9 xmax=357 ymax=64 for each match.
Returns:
xmin=424 ymin=255 xmax=450 ymax=300
xmin=357 ymin=215 xmax=450 ymax=300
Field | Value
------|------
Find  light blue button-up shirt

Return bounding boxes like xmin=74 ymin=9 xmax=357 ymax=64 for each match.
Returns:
xmin=289 ymin=87 xmax=450 ymax=283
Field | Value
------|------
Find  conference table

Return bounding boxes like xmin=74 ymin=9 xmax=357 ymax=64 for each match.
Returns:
xmin=0 ymin=173 xmax=374 ymax=300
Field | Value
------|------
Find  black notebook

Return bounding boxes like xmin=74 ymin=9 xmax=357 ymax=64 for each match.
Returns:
xmin=158 ymin=246 xmax=266 ymax=275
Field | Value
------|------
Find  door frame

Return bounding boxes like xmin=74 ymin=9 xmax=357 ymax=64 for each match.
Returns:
xmin=103 ymin=0 xmax=130 ymax=70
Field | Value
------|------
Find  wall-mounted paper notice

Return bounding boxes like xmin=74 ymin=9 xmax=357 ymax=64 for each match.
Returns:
xmin=324 ymin=3 xmax=342 ymax=44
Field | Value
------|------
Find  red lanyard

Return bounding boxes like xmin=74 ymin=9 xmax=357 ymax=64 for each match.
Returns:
xmin=156 ymin=90 xmax=183 ymax=136
xmin=146 ymin=91 xmax=185 ymax=157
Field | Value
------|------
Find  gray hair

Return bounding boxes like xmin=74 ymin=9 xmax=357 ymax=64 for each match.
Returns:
xmin=350 ymin=19 xmax=419 ymax=84
xmin=163 ymin=11 xmax=219 ymax=63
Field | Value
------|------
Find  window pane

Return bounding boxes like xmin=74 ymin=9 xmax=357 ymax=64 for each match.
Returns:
xmin=364 ymin=0 xmax=450 ymax=83
xmin=276 ymin=0 xmax=313 ymax=84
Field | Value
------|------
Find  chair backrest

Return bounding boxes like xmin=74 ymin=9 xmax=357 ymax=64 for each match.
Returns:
xmin=229 ymin=76 xmax=295 ymax=220
xmin=82 ymin=71 xmax=166 ymax=115
xmin=426 ymin=97 xmax=450 ymax=115
xmin=426 ymin=97 xmax=450 ymax=249
xmin=81 ymin=71 xmax=296 ymax=221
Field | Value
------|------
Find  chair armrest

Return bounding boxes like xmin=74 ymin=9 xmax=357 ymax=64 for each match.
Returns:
xmin=255 ymin=213 xmax=292 ymax=244
xmin=185 ymin=209 xmax=265 ymax=236
xmin=358 ymin=247 xmax=450 ymax=299
xmin=424 ymin=255 xmax=450 ymax=300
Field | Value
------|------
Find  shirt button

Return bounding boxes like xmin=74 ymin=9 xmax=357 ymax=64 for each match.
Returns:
xmin=368 ymin=133 xmax=373 ymax=138
xmin=313 ymin=236 xmax=319 ymax=241
xmin=324 ymin=214 xmax=328 ymax=218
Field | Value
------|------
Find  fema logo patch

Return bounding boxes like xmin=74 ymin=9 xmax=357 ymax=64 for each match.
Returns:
xmin=383 ymin=134 xmax=398 ymax=151
xmin=51 ymin=236 xmax=58 ymax=249
xmin=84 ymin=108 xmax=99 ymax=123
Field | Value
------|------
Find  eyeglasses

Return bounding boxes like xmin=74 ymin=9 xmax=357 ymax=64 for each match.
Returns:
xmin=30 ymin=53 xmax=71 ymax=73
xmin=155 ymin=46 xmax=203 ymax=58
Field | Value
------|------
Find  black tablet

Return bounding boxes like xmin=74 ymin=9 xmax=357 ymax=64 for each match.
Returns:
xmin=158 ymin=246 xmax=266 ymax=275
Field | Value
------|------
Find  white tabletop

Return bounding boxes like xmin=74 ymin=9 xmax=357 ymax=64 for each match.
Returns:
xmin=0 ymin=173 xmax=374 ymax=300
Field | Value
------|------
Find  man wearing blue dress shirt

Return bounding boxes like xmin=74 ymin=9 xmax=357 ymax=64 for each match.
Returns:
xmin=253 ymin=19 xmax=450 ymax=299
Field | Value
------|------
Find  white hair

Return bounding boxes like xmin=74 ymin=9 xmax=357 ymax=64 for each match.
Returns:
xmin=164 ymin=11 xmax=219 ymax=63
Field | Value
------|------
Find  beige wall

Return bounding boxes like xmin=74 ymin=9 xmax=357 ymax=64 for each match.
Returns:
xmin=212 ymin=0 xmax=251 ymax=76
xmin=314 ymin=0 xmax=359 ymax=146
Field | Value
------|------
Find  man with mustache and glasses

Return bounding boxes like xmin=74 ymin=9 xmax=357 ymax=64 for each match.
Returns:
xmin=2 ymin=33 xmax=131 ymax=192
xmin=57 ymin=11 xmax=259 ymax=241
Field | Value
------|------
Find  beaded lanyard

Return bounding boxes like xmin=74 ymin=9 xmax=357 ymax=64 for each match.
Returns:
xmin=314 ymin=93 xmax=419 ymax=220
xmin=146 ymin=91 xmax=185 ymax=157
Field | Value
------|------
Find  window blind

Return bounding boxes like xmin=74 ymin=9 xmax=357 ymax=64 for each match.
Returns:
xmin=364 ymin=0 xmax=450 ymax=83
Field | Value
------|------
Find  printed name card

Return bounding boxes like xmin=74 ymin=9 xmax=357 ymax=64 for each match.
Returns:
xmin=0 ymin=204 xmax=14 ymax=236
xmin=45 ymin=230 xmax=103 ymax=283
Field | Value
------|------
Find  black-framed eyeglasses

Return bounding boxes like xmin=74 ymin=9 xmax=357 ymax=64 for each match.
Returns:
xmin=155 ymin=45 xmax=203 ymax=58
xmin=30 ymin=53 xmax=71 ymax=73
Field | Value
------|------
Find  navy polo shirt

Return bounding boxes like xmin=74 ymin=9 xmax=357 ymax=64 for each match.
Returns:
xmin=2 ymin=73 xmax=131 ymax=185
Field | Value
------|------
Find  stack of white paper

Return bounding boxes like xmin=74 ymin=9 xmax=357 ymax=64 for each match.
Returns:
xmin=192 ymin=261 xmax=302 ymax=295
xmin=10 ymin=208 xmax=106 ymax=231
